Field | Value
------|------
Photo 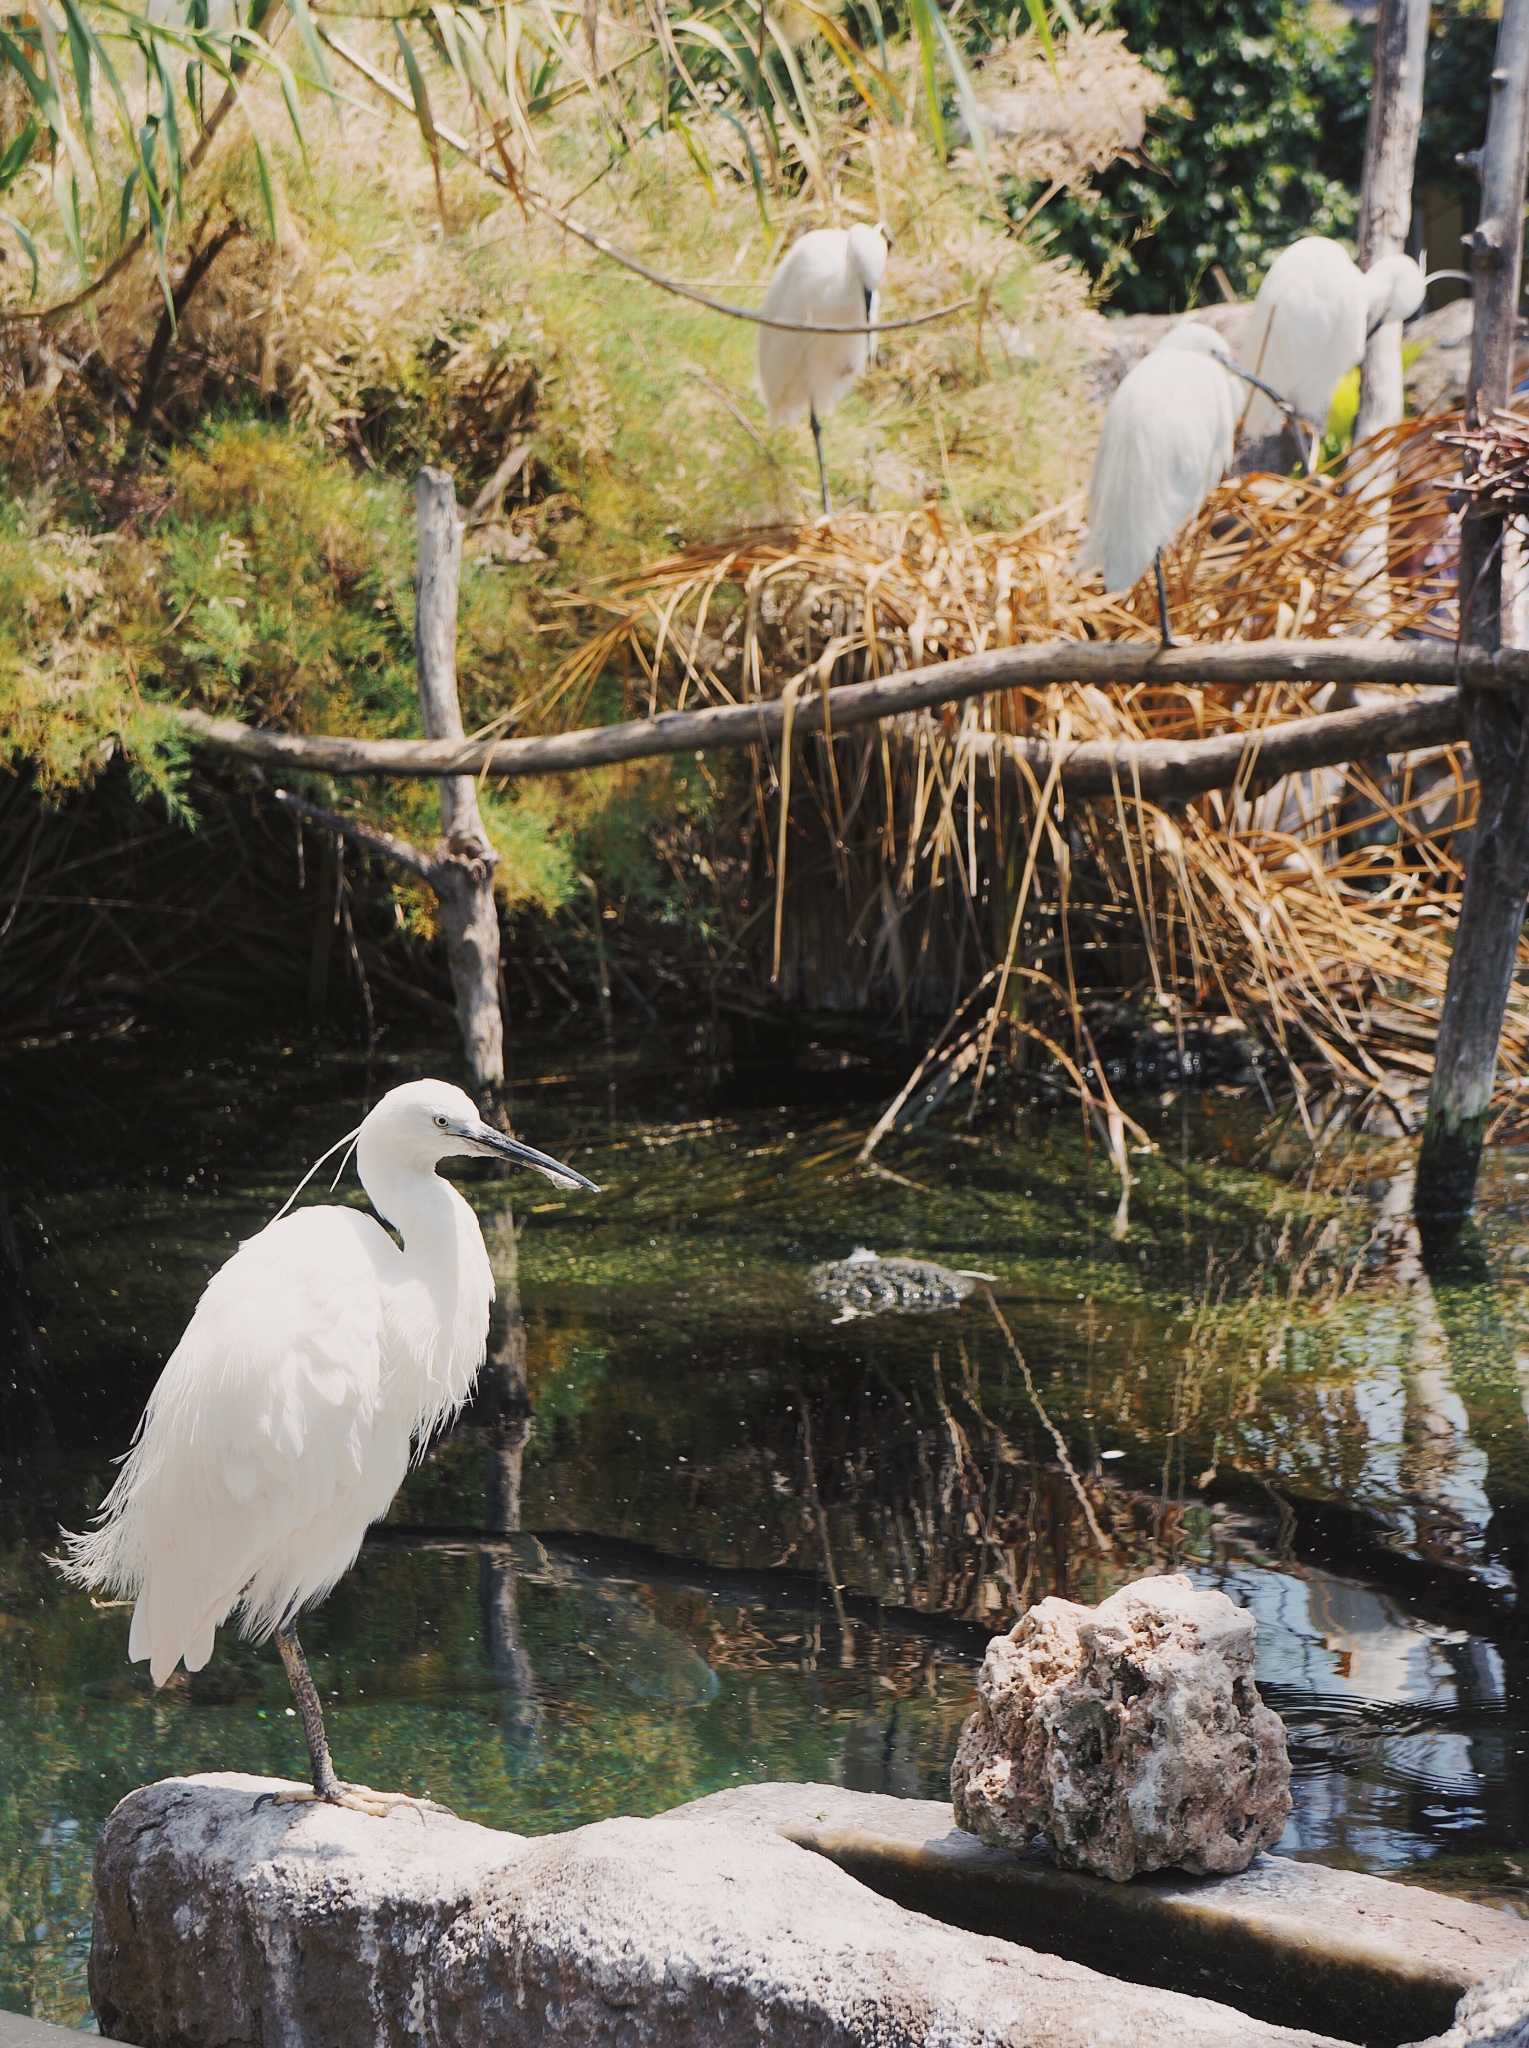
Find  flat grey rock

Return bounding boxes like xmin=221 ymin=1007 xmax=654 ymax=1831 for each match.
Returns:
xmin=731 ymin=1784 xmax=1529 ymax=2047
xmin=0 ymin=2013 xmax=85 ymax=2047
xmin=92 ymin=1774 xmax=1359 ymax=2047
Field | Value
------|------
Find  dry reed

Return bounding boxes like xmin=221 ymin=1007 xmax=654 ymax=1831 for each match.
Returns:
xmin=544 ymin=415 xmax=1517 ymax=1144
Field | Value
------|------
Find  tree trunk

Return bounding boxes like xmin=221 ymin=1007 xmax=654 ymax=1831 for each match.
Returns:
xmin=1353 ymin=0 xmax=1430 ymax=445
xmin=1415 ymin=0 xmax=1529 ymax=1223
xmin=414 ymin=467 xmax=505 ymax=1091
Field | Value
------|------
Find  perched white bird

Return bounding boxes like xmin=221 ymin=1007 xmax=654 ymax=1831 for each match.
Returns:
xmin=1079 ymin=322 xmax=1262 ymax=644
xmin=756 ymin=222 xmax=889 ymax=515
xmin=61 ymin=1079 xmax=596 ymax=1812
xmin=1238 ymin=237 xmax=1426 ymax=454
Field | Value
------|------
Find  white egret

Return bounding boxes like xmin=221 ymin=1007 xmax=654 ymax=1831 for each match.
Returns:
xmin=756 ymin=222 xmax=889 ymax=516
xmin=1078 ymin=322 xmax=1293 ymax=645
xmin=61 ymin=1078 xmax=597 ymax=1813
xmin=1238 ymin=237 xmax=1426 ymax=459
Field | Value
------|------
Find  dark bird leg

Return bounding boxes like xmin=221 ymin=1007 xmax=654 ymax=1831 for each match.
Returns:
xmin=810 ymin=404 xmax=830 ymax=517
xmin=258 ymin=1620 xmax=394 ymax=1816
xmin=1154 ymin=549 xmax=1175 ymax=648
xmin=276 ymin=1621 xmax=343 ymax=1801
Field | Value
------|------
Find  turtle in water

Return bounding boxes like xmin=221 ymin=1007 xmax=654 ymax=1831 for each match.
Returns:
xmin=809 ymin=1246 xmax=996 ymax=1319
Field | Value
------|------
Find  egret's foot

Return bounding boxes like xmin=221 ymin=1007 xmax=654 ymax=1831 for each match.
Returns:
xmin=254 ymin=1783 xmax=453 ymax=1819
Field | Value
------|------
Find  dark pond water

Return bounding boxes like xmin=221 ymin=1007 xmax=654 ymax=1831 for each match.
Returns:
xmin=4 ymin=1023 xmax=1529 ymax=2027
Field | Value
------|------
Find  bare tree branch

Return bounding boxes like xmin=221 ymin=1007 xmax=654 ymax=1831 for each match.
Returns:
xmin=174 ymin=637 xmax=1498 ymax=793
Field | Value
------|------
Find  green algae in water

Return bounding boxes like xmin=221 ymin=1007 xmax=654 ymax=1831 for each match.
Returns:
xmin=4 ymin=1031 xmax=1529 ymax=2027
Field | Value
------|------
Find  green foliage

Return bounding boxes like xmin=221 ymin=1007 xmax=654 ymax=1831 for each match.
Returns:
xmin=0 ymin=495 xmax=189 ymax=807
xmin=148 ymin=419 xmax=418 ymax=734
xmin=479 ymin=784 xmax=579 ymax=919
xmin=1010 ymin=0 xmax=1370 ymax=312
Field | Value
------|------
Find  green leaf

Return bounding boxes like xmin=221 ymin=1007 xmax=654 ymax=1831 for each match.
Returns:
xmin=51 ymin=157 xmax=85 ymax=278
xmin=116 ymin=161 xmax=139 ymax=246
xmin=151 ymin=40 xmax=185 ymax=214
xmin=392 ymin=21 xmax=445 ymax=190
xmin=61 ymin=0 xmax=96 ymax=168
xmin=1020 ymin=0 xmax=1058 ymax=79
xmin=0 ymin=118 xmax=39 ymax=198
xmin=670 ymin=111 xmax=716 ymax=203
xmin=0 ymin=208 xmax=39 ymax=296
xmin=905 ymin=0 xmax=943 ymax=156
xmin=58 ymin=0 xmax=136 ymax=158
xmin=228 ymin=75 xmax=279 ymax=246
xmin=276 ymin=0 xmax=333 ymax=98
xmin=929 ymin=0 xmax=988 ymax=181
xmin=713 ymin=104 xmax=770 ymax=227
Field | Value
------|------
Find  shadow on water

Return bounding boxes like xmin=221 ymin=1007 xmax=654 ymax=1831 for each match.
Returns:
xmin=4 ymin=1024 xmax=1529 ymax=2024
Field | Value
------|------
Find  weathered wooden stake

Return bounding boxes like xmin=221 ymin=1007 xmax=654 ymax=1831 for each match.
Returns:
xmin=1415 ymin=0 xmax=1529 ymax=1222
xmin=1353 ymin=0 xmax=1430 ymax=444
xmin=413 ymin=468 xmax=505 ymax=1091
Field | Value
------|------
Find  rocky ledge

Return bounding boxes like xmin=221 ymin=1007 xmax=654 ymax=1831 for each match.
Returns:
xmin=91 ymin=1777 xmax=1529 ymax=2048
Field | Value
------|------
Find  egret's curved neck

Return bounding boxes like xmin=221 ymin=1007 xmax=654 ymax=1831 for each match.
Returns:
xmin=355 ymin=1138 xmax=459 ymax=1267
xmin=354 ymin=1135 xmax=492 ymax=1434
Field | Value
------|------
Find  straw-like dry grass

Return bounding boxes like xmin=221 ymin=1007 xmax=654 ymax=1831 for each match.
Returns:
xmin=547 ymin=415 xmax=1515 ymax=1148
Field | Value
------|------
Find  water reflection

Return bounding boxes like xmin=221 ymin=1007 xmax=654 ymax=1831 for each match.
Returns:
xmin=5 ymin=1031 xmax=1529 ymax=2027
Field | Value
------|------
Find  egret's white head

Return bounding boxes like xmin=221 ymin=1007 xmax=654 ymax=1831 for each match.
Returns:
xmin=1155 ymin=321 xmax=1233 ymax=361
xmin=358 ymin=1079 xmax=598 ymax=1191
xmin=1364 ymin=253 xmax=1426 ymax=332
xmin=847 ymin=222 xmax=889 ymax=293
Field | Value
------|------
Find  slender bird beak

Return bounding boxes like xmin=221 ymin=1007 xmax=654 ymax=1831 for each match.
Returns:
xmin=1227 ymin=362 xmax=1303 ymax=426
xmin=464 ymin=1122 xmax=600 ymax=1193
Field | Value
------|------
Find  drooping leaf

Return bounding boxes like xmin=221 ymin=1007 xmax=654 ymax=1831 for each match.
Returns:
xmin=0 ymin=209 xmax=39 ymax=295
xmin=0 ymin=119 xmax=39 ymax=198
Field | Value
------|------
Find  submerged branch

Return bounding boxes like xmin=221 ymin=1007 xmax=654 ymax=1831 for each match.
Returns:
xmin=177 ymin=639 xmax=1486 ymax=790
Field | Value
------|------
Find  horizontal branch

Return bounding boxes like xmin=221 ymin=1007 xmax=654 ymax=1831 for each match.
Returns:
xmin=176 ymin=636 xmax=1511 ymax=790
xmin=979 ymin=688 xmax=1466 ymax=802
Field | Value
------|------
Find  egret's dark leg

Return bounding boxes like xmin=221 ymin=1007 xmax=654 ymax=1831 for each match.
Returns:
xmin=1154 ymin=549 xmax=1175 ymax=648
xmin=275 ymin=1621 xmax=342 ymax=1801
xmin=810 ymin=405 xmax=830 ymax=516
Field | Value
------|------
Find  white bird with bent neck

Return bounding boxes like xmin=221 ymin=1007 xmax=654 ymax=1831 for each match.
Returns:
xmin=61 ymin=1078 xmax=597 ymax=1814
xmin=1238 ymin=236 xmax=1426 ymax=453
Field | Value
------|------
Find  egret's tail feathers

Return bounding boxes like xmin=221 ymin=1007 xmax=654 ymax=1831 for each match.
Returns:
xmin=131 ymin=1583 xmax=223 ymax=1686
xmin=55 ymin=1511 xmax=139 ymax=1601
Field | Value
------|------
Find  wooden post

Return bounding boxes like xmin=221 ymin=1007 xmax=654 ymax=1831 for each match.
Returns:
xmin=1415 ymin=0 xmax=1529 ymax=1222
xmin=1353 ymin=0 xmax=1430 ymax=444
xmin=414 ymin=468 xmax=505 ymax=1092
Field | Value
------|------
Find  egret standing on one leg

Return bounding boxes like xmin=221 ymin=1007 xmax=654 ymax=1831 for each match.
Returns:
xmin=1237 ymin=236 xmax=1426 ymax=464
xmin=60 ymin=1079 xmax=597 ymax=1814
xmin=756 ymin=222 xmax=888 ymax=517
xmin=1078 ymin=322 xmax=1290 ymax=645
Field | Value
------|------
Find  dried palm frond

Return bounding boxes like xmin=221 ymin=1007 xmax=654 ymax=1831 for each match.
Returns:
xmin=543 ymin=415 xmax=1513 ymax=1140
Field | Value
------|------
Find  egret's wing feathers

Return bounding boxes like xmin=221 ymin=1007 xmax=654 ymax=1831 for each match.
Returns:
xmin=1238 ymin=238 xmax=1365 ymax=438
xmin=1081 ymin=350 xmax=1235 ymax=592
xmin=66 ymin=1207 xmax=401 ymax=1684
xmin=756 ymin=229 xmax=868 ymax=425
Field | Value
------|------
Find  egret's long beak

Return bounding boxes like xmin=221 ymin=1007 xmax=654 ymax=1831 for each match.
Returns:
xmin=1228 ymin=362 xmax=1300 ymax=423
xmin=465 ymin=1122 xmax=600 ymax=1193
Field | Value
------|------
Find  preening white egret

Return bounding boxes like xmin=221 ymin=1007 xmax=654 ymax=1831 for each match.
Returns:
xmin=756 ymin=222 xmax=888 ymax=516
xmin=1078 ymin=322 xmax=1293 ymax=645
xmin=1238 ymin=237 xmax=1426 ymax=458
xmin=61 ymin=1079 xmax=597 ymax=1814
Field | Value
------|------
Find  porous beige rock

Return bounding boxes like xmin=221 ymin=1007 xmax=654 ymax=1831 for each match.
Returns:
xmin=951 ymin=1572 xmax=1291 ymax=1882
